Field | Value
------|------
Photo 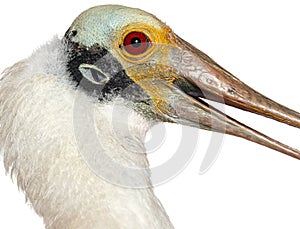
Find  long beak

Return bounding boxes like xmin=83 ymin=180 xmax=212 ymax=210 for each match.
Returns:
xmin=142 ymin=35 xmax=300 ymax=159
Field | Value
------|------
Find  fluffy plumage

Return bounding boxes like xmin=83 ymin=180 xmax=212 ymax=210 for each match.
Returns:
xmin=3 ymin=4 xmax=299 ymax=229
xmin=0 ymin=37 xmax=173 ymax=228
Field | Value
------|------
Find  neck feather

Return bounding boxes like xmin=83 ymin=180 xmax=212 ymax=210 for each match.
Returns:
xmin=0 ymin=37 xmax=174 ymax=228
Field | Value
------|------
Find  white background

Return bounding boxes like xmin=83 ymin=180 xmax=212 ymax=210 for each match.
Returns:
xmin=1 ymin=0 xmax=300 ymax=228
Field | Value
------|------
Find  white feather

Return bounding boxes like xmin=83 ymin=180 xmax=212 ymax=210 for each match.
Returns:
xmin=0 ymin=37 xmax=174 ymax=228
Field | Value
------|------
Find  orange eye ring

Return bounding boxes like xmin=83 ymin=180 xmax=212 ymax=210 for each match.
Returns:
xmin=123 ymin=32 xmax=151 ymax=55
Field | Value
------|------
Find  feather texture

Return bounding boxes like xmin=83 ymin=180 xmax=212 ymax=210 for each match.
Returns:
xmin=0 ymin=37 xmax=173 ymax=229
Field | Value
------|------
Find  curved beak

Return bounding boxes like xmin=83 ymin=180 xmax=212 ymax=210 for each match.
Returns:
xmin=132 ymin=34 xmax=300 ymax=159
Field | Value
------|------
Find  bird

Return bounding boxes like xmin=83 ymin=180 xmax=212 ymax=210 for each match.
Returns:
xmin=0 ymin=4 xmax=300 ymax=229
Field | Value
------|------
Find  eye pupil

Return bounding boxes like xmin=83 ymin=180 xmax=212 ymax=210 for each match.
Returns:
xmin=123 ymin=32 xmax=151 ymax=55
xmin=131 ymin=37 xmax=142 ymax=48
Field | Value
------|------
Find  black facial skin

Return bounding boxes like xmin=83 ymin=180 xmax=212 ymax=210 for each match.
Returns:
xmin=64 ymin=29 xmax=160 ymax=119
xmin=65 ymin=39 xmax=129 ymax=95
xmin=64 ymin=30 xmax=150 ymax=102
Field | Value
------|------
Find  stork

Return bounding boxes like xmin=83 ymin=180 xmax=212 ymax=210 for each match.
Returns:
xmin=0 ymin=5 xmax=300 ymax=229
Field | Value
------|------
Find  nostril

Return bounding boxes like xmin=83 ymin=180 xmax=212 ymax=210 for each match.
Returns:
xmin=227 ymin=88 xmax=236 ymax=95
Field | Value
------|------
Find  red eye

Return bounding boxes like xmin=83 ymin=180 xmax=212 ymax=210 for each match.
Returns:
xmin=123 ymin=32 xmax=151 ymax=55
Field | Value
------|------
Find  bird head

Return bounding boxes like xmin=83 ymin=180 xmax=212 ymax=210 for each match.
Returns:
xmin=64 ymin=5 xmax=300 ymax=159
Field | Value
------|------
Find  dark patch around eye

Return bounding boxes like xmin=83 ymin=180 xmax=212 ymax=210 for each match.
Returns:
xmin=64 ymin=36 xmax=151 ymax=103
